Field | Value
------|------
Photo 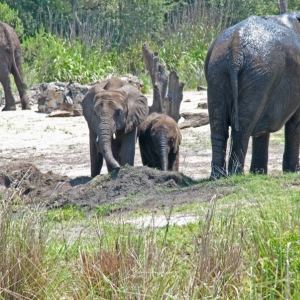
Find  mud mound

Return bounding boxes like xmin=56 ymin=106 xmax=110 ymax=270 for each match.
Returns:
xmin=0 ymin=162 xmax=74 ymax=204
xmin=53 ymin=165 xmax=198 ymax=208
xmin=0 ymin=162 xmax=219 ymax=211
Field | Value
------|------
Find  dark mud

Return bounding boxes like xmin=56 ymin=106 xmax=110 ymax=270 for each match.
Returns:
xmin=0 ymin=162 xmax=222 ymax=213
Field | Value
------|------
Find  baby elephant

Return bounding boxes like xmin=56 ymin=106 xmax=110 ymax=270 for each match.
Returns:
xmin=138 ymin=113 xmax=182 ymax=171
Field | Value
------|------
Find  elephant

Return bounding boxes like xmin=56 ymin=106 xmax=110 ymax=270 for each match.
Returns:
xmin=138 ymin=113 xmax=182 ymax=171
xmin=204 ymin=12 xmax=300 ymax=178
xmin=82 ymin=77 xmax=149 ymax=177
xmin=0 ymin=21 xmax=30 ymax=111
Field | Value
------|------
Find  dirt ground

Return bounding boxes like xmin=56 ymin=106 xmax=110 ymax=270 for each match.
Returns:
xmin=0 ymin=90 xmax=285 ymax=212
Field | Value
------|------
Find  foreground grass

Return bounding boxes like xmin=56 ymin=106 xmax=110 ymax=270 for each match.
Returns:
xmin=1 ymin=173 xmax=300 ymax=298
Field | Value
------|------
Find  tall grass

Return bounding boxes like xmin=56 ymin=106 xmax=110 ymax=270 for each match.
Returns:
xmin=1 ymin=173 xmax=300 ymax=298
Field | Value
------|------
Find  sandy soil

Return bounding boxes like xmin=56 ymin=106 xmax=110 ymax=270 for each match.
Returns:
xmin=0 ymin=90 xmax=285 ymax=211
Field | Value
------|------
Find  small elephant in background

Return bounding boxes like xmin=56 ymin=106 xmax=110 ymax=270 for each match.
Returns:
xmin=82 ymin=77 xmax=149 ymax=177
xmin=138 ymin=113 xmax=182 ymax=171
xmin=0 ymin=21 xmax=30 ymax=111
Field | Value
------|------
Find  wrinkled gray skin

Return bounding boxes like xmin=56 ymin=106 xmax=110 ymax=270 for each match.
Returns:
xmin=205 ymin=12 xmax=300 ymax=178
xmin=138 ymin=113 xmax=182 ymax=171
xmin=0 ymin=22 xmax=30 ymax=111
xmin=82 ymin=77 xmax=148 ymax=177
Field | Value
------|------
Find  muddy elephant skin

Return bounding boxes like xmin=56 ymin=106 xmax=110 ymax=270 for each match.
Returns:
xmin=205 ymin=12 xmax=300 ymax=178
xmin=82 ymin=77 xmax=149 ymax=177
xmin=138 ymin=113 xmax=182 ymax=171
xmin=0 ymin=22 xmax=30 ymax=111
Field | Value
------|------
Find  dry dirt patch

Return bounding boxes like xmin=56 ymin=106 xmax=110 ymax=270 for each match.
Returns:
xmin=0 ymin=90 xmax=286 ymax=212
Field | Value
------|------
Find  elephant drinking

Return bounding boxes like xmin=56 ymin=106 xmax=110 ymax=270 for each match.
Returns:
xmin=138 ymin=113 xmax=182 ymax=171
xmin=82 ymin=78 xmax=149 ymax=177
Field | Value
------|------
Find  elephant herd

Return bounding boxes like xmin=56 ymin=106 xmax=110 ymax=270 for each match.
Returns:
xmin=2 ymin=11 xmax=300 ymax=179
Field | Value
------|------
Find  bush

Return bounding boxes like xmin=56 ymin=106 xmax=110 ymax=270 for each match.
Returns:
xmin=0 ymin=2 xmax=24 ymax=37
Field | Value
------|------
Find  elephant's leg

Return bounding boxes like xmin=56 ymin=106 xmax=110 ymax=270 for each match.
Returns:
xmin=228 ymin=129 xmax=250 ymax=175
xmin=119 ymin=129 xmax=137 ymax=166
xmin=0 ymin=62 xmax=16 ymax=111
xmin=208 ymin=93 xmax=230 ymax=178
xmin=210 ymin=129 xmax=229 ymax=178
xmin=283 ymin=115 xmax=300 ymax=172
xmin=168 ymin=150 xmax=179 ymax=171
xmin=89 ymin=133 xmax=103 ymax=177
xmin=250 ymin=133 xmax=270 ymax=174
xmin=12 ymin=53 xmax=30 ymax=110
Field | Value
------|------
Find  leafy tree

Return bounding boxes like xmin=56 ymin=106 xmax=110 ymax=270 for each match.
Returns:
xmin=0 ymin=2 xmax=24 ymax=37
xmin=4 ymin=0 xmax=70 ymax=36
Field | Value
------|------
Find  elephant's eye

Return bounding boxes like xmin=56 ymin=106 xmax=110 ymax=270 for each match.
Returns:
xmin=116 ymin=109 xmax=122 ymax=116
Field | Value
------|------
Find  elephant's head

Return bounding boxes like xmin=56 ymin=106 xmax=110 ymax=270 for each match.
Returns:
xmin=83 ymin=83 xmax=148 ymax=169
xmin=148 ymin=113 xmax=182 ymax=170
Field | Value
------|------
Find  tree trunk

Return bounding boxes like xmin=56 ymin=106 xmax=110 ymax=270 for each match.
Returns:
xmin=277 ymin=0 xmax=288 ymax=13
xmin=165 ymin=71 xmax=184 ymax=122
xmin=142 ymin=42 xmax=184 ymax=122
xmin=142 ymin=42 xmax=168 ymax=114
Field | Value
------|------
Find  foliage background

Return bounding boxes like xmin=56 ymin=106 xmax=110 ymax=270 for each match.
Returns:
xmin=1 ymin=0 xmax=300 ymax=88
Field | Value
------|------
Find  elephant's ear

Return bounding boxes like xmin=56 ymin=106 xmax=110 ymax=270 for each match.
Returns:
xmin=82 ymin=84 xmax=104 ymax=130
xmin=120 ymin=85 xmax=149 ymax=134
xmin=173 ymin=126 xmax=182 ymax=153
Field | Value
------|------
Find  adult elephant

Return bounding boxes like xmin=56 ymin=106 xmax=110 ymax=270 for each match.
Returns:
xmin=205 ymin=12 xmax=300 ymax=178
xmin=0 ymin=21 xmax=30 ymax=111
xmin=82 ymin=78 xmax=148 ymax=177
xmin=138 ymin=113 xmax=182 ymax=171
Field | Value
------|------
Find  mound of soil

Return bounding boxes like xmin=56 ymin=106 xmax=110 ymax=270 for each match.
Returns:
xmin=0 ymin=162 xmax=74 ymax=204
xmin=0 ymin=162 xmax=220 ymax=212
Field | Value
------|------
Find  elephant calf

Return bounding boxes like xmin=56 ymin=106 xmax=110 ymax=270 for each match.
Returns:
xmin=82 ymin=77 xmax=149 ymax=177
xmin=138 ymin=113 xmax=182 ymax=171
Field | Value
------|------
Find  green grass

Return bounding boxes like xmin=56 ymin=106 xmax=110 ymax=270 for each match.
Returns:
xmin=1 ymin=173 xmax=300 ymax=298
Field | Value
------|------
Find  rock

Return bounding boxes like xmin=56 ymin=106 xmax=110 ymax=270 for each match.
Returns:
xmin=47 ymin=111 xmax=73 ymax=117
xmin=197 ymin=101 xmax=208 ymax=109
xmin=36 ymin=81 xmax=89 ymax=115
xmin=184 ymin=99 xmax=191 ymax=102
xmin=0 ymin=76 xmax=144 ymax=116
xmin=197 ymin=85 xmax=207 ymax=91
xmin=179 ymin=112 xmax=209 ymax=129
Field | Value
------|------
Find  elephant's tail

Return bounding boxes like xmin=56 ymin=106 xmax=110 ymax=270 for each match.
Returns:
xmin=230 ymin=70 xmax=239 ymax=131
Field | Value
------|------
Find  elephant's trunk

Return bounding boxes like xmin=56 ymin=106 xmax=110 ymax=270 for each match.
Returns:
xmin=98 ymin=125 xmax=120 ymax=170
xmin=158 ymin=134 xmax=168 ymax=171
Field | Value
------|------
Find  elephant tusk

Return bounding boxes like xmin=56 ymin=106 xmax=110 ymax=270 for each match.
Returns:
xmin=113 ymin=133 xmax=116 ymax=140
xmin=96 ymin=136 xmax=99 ymax=142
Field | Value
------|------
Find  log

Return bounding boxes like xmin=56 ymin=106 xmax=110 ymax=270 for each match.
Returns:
xmin=142 ymin=42 xmax=184 ymax=122
xmin=179 ymin=112 xmax=209 ymax=129
xmin=165 ymin=71 xmax=184 ymax=122
xmin=143 ymin=42 xmax=168 ymax=114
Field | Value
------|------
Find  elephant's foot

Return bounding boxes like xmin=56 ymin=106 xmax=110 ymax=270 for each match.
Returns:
xmin=22 ymin=104 xmax=31 ymax=110
xmin=21 ymin=97 xmax=31 ymax=110
xmin=210 ymin=166 xmax=227 ymax=180
xmin=2 ymin=105 xmax=16 ymax=111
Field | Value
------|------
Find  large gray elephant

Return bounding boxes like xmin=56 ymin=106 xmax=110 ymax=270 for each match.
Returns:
xmin=82 ymin=78 xmax=149 ymax=177
xmin=138 ymin=113 xmax=182 ymax=171
xmin=0 ymin=21 xmax=30 ymax=111
xmin=205 ymin=12 xmax=300 ymax=178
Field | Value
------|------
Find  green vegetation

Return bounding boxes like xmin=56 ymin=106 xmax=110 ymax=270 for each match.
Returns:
xmin=2 ymin=0 xmax=300 ymax=90
xmin=1 ymin=174 xmax=300 ymax=298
